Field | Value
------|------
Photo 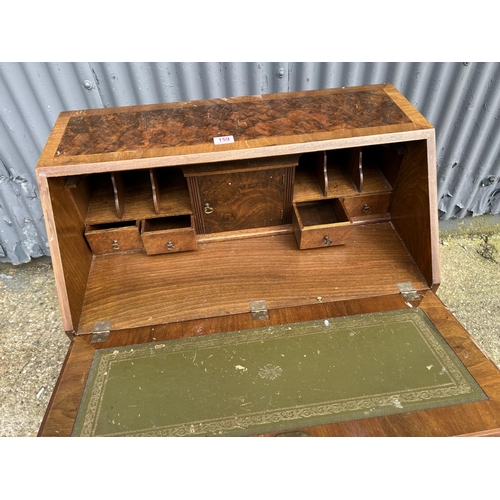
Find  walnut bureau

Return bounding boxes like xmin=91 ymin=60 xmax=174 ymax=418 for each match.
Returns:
xmin=36 ymin=84 xmax=500 ymax=436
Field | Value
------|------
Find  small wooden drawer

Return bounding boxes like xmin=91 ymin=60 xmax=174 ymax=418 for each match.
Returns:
xmin=292 ymin=199 xmax=352 ymax=249
xmin=141 ymin=215 xmax=197 ymax=255
xmin=85 ymin=221 xmax=143 ymax=255
xmin=342 ymin=193 xmax=392 ymax=220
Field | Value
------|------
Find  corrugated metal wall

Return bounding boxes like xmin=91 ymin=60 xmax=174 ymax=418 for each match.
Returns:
xmin=1 ymin=62 xmax=499 ymax=264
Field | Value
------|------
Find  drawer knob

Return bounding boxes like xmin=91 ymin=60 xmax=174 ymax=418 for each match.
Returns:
xmin=167 ymin=241 xmax=175 ymax=251
xmin=362 ymin=204 xmax=370 ymax=213
xmin=324 ymin=236 xmax=332 ymax=246
xmin=112 ymin=240 xmax=120 ymax=250
xmin=204 ymin=203 xmax=214 ymax=214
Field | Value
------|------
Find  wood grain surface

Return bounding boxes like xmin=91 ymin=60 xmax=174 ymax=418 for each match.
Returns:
xmin=56 ymin=87 xmax=412 ymax=157
xmin=77 ymin=223 xmax=428 ymax=334
xmin=36 ymin=84 xmax=432 ymax=173
xmin=45 ymin=177 xmax=93 ymax=332
xmin=196 ymin=167 xmax=287 ymax=233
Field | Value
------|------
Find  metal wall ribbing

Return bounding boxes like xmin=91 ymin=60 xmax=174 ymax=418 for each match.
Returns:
xmin=1 ymin=62 xmax=499 ymax=264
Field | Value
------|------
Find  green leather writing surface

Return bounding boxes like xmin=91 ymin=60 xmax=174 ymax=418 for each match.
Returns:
xmin=73 ymin=308 xmax=486 ymax=436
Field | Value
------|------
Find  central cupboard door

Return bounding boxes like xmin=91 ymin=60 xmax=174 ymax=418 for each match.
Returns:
xmin=197 ymin=168 xmax=290 ymax=233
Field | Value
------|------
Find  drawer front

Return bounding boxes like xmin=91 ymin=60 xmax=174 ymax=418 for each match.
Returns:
xmin=142 ymin=228 xmax=196 ymax=255
xmin=298 ymin=224 xmax=352 ymax=249
xmin=342 ymin=193 xmax=391 ymax=219
xmin=292 ymin=199 xmax=352 ymax=250
xmin=141 ymin=217 xmax=197 ymax=255
xmin=85 ymin=224 xmax=143 ymax=254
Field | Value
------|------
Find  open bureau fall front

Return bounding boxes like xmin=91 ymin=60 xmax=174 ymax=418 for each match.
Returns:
xmin=36 ymin=84 xmax=500 ymax=436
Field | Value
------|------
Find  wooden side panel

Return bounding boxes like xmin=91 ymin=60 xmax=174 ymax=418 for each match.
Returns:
xmin=64 ymin=176 xmax=91 ymax=224
xmin=111 ymin=172 xmax=125 ymax=218
xmin=390 ymin=137 xmax=439 ymax=289
xmin=347 ymin=147 xmax=363 ymax=192
xmin=293 ymin=164 xmax=325 ymax=202
xmin=153 ymin=167 xmax=193 ymax=216
xmin=47 ymin=177 xmax=93 ymax=332
xmin=375 ymin=143 xmax=407 ymax=188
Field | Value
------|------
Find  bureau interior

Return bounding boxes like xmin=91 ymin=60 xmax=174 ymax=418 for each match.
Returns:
xmin=47 ymin=139 xmax=436 ymax=336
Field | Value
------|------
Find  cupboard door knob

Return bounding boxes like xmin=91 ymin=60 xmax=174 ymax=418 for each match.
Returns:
xmin=324 ymin=236 xmax=332 ymax=246
xmin=204 ymin=203 xmax=214 ymax=214
xmin=362 ymin=204 xmax=370 ymax=213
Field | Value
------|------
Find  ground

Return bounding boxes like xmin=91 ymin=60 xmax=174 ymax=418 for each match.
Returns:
xmin=437 ymin=232 xmax=500 ymax=366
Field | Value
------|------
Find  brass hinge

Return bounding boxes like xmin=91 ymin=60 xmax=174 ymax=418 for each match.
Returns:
xmin=91 ymin=320 xmax=111 ymax=343
xmin=250 ymin=300 xmax=269 ymax=320
xmin=397 ymin=282 xmax=422 ymax=302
